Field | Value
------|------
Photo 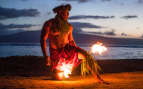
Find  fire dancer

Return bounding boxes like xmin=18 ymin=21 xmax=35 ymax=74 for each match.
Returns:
xmin=40 ymin=4 xmax=105 ymax=83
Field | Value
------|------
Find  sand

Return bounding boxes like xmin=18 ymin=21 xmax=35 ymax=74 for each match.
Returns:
xmin=0 ymin=56 xmax=143 ymax=89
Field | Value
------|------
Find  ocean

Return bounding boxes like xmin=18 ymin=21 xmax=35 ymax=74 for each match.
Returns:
xmin=0 ymin=43 xmax=143 ymax=59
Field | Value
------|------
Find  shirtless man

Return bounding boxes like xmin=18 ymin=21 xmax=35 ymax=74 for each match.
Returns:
xmin=40 ymin=4 xmax=105 ymax=83
xmin=40 ymin=4 xmax=77 ymax=67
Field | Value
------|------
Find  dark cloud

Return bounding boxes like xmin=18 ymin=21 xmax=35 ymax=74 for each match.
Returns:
xmin=137 ymin=0 xmax=143 ymax=4
xmin=0 ymin=6 xmax=40 ymax=20
xmin=70 ymin=22 xmax=104 ymax=32
xmin=121 ymin=15 xmax=138 ymax=19
xmin=103 ymin=29 xmax=116 ymax=36
xmin=0 ymin=23 xmax=38 ymax=35
xmin=0 ymin=23 xmax=37 ymax=30
xmin=87 ymin=32 xmax=103 ymax=35
xmin=69 ymin=22 xmax=117 ymax=36
xmin=141 ymin=34 xmax=143 ymax=38
xmin=70 ymin=22 xmax=103 ymax=28
xmin=101 ymin=0 xmax=112 ymax=2
xmin=58 ymin=0 xmax=113 ymax=3
xmin=0 ymin=29 xmax=24 ymax=36
xmin=78 ymin=0 xmax=90 ymax=3
xmin=57 ymin=0 xmax=90 ymax=3
xmin=69 ymin=15 xmax=115 ymax=20
xmin=85 ymin=30 xmax=116 ymax=36
xmin=121 ymin=33 xmax=128 ymax=36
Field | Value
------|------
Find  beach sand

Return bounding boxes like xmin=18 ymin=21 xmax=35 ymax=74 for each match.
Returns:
xmin=0 ymin=56 xmax=143 ymax=89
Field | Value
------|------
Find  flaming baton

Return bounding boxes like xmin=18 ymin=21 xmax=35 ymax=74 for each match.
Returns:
xmin=91 ymin=42 xmax=107 ymax=55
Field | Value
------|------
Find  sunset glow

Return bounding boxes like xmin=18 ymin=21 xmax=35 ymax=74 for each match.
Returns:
xmin=0 ymin=0 xmax=143 ymax=38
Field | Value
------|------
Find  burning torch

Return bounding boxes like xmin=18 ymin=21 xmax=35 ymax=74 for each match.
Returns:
xmin=91 ymin=42 xmax=107 ymax=55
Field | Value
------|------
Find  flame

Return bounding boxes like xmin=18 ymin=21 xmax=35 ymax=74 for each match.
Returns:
xmin=57 ymin=62 xmax=73 ymax=79
xmin=91 ymin=42 xmax=107 ymax=55
xmin=56 ymin=57 xmax=76 ymax=80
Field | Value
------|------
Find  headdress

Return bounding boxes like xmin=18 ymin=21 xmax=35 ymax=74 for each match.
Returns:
xmin=53 ymin=4 xmax=71 ymax=13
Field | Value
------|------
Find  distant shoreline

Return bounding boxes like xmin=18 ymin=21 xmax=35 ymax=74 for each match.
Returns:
xmin=1 ymin=56 xmax=143 ymax=60
xmin=1 ymin=42 xmax=143 ymax=48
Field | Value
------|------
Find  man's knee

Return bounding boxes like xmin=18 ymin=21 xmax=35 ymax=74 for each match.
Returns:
xmin=78 ymin=52 xmax=86 ymax=59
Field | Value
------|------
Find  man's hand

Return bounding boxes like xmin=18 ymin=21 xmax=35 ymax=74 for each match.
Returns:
xmin=45 ymin=56 xmax=51 ymax=66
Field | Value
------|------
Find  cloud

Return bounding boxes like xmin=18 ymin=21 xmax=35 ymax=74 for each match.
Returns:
xmin=0 ymin=29 xmax=25 ymax=36
xmin=69 ymin=22 xmax=104 ymax=33
xmin=78 ymin=0 xmax=90 ymax=3
xmin=57 ymin=0 xmax=113 ymax=3
xmin=141 ymin=34 xmax=143 ymax=38
xmin=121 ymin=33 xmax=128 ymax=36
xmin=57 ymin=0 xmax=91 ymax=3
xmin=101 ymin=0 xmax=112 ymax=2
xmin=0 ymin=6 xmax=40 ymax=20
xmin=84 ymin=30 xmax=117 ymax=36
xmin=70 ymin=22 xmax=103 ymax=28
xmin=121 ymin=15 xmax=138 ymax=19
xmin=103 ymin=29 xmax=116 ymax=36
xmin=0 ymin=23 xmax=38 ymax=35
xmin=69 ymin=15 xmax=115 ymax=20
xmin=70 ymin=22 xmax=104 ymax=32
xmin=0 ymin=23 xmax=37 ymax=30
xmin=70 ymin=22 xmax=117 ymax=36
xmin=69 ymin=22 xmax=117 ymax=36
xmin=137 ymin=0 xmax=143 ymax=4
xmin=87 ymin=31 xmax=103 ymax=35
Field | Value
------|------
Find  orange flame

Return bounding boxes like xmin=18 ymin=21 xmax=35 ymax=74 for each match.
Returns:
xmin=56 ymin=56 xmax=77 ymax=80
xmin=91 ymin=42 xmax=107 ymax=55
xmin=56 ymin=62 xmax=73 ymax=79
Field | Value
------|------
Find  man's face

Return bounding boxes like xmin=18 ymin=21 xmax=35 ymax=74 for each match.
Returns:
xmin=58 ymin=9 xmax=69 ymax=20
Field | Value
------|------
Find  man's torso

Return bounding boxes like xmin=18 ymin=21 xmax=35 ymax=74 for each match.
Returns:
xmin=47 ymin=18 xmax=72 ymax=49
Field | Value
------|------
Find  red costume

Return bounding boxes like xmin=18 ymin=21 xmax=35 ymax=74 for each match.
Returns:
xmin=49 ymin=44 xmax=81 ymax=70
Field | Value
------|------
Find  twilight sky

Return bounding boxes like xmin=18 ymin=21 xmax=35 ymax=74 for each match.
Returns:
xmin=0 ymin=0 xmax=143 ymax=38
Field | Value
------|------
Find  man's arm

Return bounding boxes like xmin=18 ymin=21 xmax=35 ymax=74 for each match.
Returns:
xmin=68 ymin=26 xmax=76 ymax=46
xmin=40 ymin=21 xmax=50 ymax=57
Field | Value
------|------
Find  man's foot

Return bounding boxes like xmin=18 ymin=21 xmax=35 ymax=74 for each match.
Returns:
xmin=97 ymin=79 xmax=110 ymax=85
